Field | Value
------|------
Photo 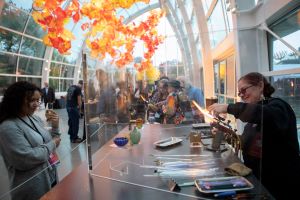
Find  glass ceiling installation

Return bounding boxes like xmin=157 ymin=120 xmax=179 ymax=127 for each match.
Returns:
xmin=116 ymin=0 xmax=160 ymax=23
xmin=32 ymin=0 xmax=164 ymax=75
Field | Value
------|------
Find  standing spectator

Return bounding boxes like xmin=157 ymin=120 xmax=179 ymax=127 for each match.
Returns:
xmin=177 ymin=78 xmax=205 ymax=122
xmin=66 ymin=80 xmax=83 ymax=143
xmin=41 ymin=82 xmax=55 ymax=109
xmin=0 ymin=81 xmax=61 ymax=200
xmin=178 ymin=78 xmax=205 ymax=107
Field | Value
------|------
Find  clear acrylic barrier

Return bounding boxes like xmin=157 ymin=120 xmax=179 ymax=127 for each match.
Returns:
xmin=80 ymin=55 xmax=273 ymax=199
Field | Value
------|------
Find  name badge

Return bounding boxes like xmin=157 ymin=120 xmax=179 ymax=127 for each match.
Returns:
xmin=49 ymin=152 xmax=60 ymax=166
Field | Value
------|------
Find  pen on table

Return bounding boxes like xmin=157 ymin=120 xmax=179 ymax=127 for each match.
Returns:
xmin=214 ymin=191 xmax=236 ymax=198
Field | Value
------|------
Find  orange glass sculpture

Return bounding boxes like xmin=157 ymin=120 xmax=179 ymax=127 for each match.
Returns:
xmin=32 ymin=0 xmax=165 ymax=72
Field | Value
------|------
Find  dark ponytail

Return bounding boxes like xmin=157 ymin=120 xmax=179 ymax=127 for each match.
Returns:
xmin=239 ymin=72 xmax=275 ymax=98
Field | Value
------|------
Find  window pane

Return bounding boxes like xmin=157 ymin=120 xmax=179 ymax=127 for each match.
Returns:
xmin=18 ymin=57 xmax=43 ymax=76
xmin=219 ymin=60 xmax=226 ymax=94
xmin=51 ymin=49 xmax=64 ymax=62
xmin=222 ymin=0 xmax=233 ymax=32
xmin=20 ymin=37 xmax=46 ymax=58
xmin=207 ymin=0 xmax=227 ymax=48
xmin=62 ymin=53 xmax=77 ymax=65
xmin=271 ymin=75 xmax=300 ymax=144
xmin=170 ymin=0 xmax=176 ymax=10
xmin=24 ymin=16 xmax=46 ymax=39
xmin=202 ymin=0 xmax=213 ymax=15
xmin=60 ymin=79 xmax=73 ymax=92
xmin=226 ymin=97 xmax=235 ymax=104
xmin=87 ymin=57 xmax=97 ymax=69
xmin=9 ymin=0 xmax=33 ymax=12
xmin=184 ymin=0 xmax=193 ymax=19
xmin=218 ymin=95 xmax=225 ymax=103
xmin=269 ymin=7 xmax=300 ymax=71
xmin=49 ymin=78 xmax=59 ymax=92
xmin=191 ymin=14 xmax=199 ymax=40
xmin=226 ymin=55 xmax=235 ymax=96
xmin=214 ymin=63 xmax=219 ymax=94
xmin=0 ymin=2 xmax=28 ymax=32
xmin=61 ymin=65 xmax=75 ymax=78
xmin=0 ymin=76 xmax=15 ymax=95
xmin=0 ymin=53 xmax=17 ymax=74
xmin=50 ymin=62 xmax=61 ymax=77
xmin=196 ymin=43 xmax=202 ymax=62
xmin=17 ymin=77 xmax=41 ymax=87
xmin=178 ymin=65 xmax=185 ymax=76
xmin=0 ymin=28 xmax=22 ymax=53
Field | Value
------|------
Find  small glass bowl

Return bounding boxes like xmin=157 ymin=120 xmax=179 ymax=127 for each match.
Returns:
xmin=113 ymin=137 xmax=128 ymax=147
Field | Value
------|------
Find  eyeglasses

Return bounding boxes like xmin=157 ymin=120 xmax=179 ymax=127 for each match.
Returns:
xmin=238 ymin=85 xmax=254 ymax=96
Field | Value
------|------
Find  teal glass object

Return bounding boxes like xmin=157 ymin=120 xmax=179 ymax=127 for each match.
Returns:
xmin=130 ymin=127 xmax=141 ymax=144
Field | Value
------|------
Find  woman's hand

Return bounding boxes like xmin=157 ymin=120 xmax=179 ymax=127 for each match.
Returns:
xmin=207 ymin=103 xmax=229 ymax=116
xmin=45 ymin=110 xmax=59 ymax=129
xmin=53 ymin=136 xmax=61 ymax=147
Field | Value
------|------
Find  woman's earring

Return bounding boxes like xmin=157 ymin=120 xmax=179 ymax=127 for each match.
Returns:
xmin=260 ymin=94 xmax=265 ymax=100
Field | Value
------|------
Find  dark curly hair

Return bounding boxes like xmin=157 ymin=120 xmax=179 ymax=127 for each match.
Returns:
xmin=239 ymin=72 xmax=275 ymax=98
xmin=0 ymin=81 xmax=41 ymax=123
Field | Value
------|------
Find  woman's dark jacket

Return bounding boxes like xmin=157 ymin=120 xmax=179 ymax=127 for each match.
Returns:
xmin=227 ymin=98 xmax=300 ymax=199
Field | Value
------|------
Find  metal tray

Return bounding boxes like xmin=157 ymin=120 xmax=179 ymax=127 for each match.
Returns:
xmin=154 ymin=137 xmax=183 ymax=148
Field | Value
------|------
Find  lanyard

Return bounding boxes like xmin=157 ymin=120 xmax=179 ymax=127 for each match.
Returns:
xmin=18 ymin=115 xmax=45 ymax=143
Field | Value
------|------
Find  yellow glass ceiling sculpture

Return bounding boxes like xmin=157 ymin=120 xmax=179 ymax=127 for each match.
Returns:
xmin=32 ymin=0 xmax=164 ymax=72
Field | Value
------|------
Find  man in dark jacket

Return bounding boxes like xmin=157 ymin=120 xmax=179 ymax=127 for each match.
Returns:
xmin=66 ymin=80 xmax=83 ymax=143
xmin=41 ymin=82 xmax=55 ymax=109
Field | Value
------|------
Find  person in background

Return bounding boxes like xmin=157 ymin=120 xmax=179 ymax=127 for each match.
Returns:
xmin=148 ymin=79 xmax=169 ymax=123
xmin=66 ymin=80 xmax=83 ymax=143
xmin=207 ymin=72 xmax=300 ymax=199
xmin=163 ymin=80 xmax=183 ymax=124
xmin=97 ymin=80 xmax=117 ymax=123
xmin=116 ymin=81 xmax=130 ymax=123
xmin=177 ymin=78 xmax=204 ymax=108
xmin=0 ymin=81 xmax=61 ymax=200
xmin=41 ymin=82 xmax=55 ymax=109
xmin=177 ymin=78 xmax=205 ymax=123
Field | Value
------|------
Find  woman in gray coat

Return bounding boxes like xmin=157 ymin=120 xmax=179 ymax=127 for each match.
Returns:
xmin=0 ymin=81 xmax=61 ymax=200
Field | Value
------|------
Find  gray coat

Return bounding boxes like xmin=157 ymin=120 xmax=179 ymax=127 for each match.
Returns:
xmin=0 ymin=115 xmax=58 ymax=200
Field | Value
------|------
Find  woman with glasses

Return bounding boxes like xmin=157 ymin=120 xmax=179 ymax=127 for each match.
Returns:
xmin=208 ymin=72 xmax=300 ymax=199
xmin=0 ymin=81 xmax=61 ymax=200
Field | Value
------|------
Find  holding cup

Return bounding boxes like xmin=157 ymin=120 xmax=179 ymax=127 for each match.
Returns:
xmin=45 ymin=109 xmax=60 ymax=134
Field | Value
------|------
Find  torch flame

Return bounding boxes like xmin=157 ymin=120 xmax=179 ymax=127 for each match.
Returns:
xmin=191 ymin=100 xmax=214 ymax=122
xmin=140 ymin=95 xmax=146 ymax=102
